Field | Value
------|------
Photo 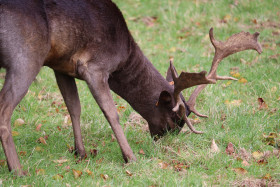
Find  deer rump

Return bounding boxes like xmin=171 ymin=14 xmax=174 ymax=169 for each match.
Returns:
xmin=0 ymin=0 xmax=262 ymax=175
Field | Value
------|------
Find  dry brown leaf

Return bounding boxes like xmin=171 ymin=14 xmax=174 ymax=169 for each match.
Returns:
xmin=72 ymin=169 xmax=82 ymax=179
xmin=225 ymin=100 xmax=242 ymax=107
xmin=258 ymin=98 xmax=268 ymax=110
xmin=12 ymin=131 xmax=19 ymax=137
xmin=252 ymin=151 xmax=264 ymax=160
xmin=257 ymin=159 xmax=268 ymax=165
xmin=125 ymin=170 xmax=133 ymax=176
xmin=239 ymin=148 xmax=251 ymax=161
xmin=142 ymin=16 xmax=157 ymax=27
xmin=36 ymin=124 xmax=43 ymax=131
xmin=53 ymin=159 xmax=68 ymax=164
xmin=210 ymin=139 xmax=220 ymax=153
xmin=36 ymin=169 xmax=45 ymax=175
xmin=233 ymin=168 xmax=248 ymax=175
xmin=238 ymin=78 xmax=248 ymax=84
xmin=262 ymin=173 xmax=272 ymax=180
xmin=14 ymin=118 xmax=25 ymax=127
xmin=19 ymin=151 xmax=27 ymax=156
xmin=37 ymin=137 xmax=47 ymax=145
xmin=90 ymin=149 xmax=98 ymax=157
xmin=230 ymin=71 xmax=241 ymax=78
xmin=226 ymin=142 xmax=235 ymax=155
xmin=0 ymin=160 xmax=6 ymax=166
xmin=242 ymin=160 xmax=250 ymax=167
xmin=35 ymin=146 xmax=44 ymax=152
xmin=86 ymin=169 xmax=93 ymax=176
xmin=100 ymin=174 xmax=109 ymax=180
xmin=139 ymin=149 xmax=145 ymax=155
xmin=158 ymin=162 xmax=169 ymax=169
xmin=57 ymin=126 xmax=62 ymax=131
xmin=53 ymin=174 xmax=63 ymax=180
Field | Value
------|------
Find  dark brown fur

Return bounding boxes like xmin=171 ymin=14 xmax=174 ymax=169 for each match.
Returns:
xmin=0 ymin=0 xmax=186 ymax=175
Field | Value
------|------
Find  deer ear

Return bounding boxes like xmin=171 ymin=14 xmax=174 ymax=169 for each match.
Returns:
xmin=166 ymin=63 xmax=178 ymax=82
xmin=158 ymin=91 xmax=172 ymax=107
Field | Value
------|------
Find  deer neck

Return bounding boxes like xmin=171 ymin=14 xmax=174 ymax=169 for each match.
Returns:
xmin=109 ymin=43 xmax=173 ymax=120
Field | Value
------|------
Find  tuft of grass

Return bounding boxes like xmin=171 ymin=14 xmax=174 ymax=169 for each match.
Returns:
xmin=0 ymin=0 xmax=279 ymax=186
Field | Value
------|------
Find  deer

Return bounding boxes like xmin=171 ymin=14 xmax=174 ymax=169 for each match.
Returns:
xmin=0 ymin=0 xmax=262 ymax=175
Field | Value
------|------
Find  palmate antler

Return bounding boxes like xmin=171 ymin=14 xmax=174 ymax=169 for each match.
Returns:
xmin=172 ymin=28 xmax=262 ymax=133
xmin=186 ymin=28 xmax=262 ymax=118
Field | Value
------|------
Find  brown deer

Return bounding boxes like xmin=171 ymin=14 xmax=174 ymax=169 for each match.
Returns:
xmin=0 ymin=0 xmax=262 ymax=175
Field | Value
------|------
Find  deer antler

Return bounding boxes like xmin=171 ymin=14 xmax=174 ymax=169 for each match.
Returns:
xmin=186 ymin=28 xmax=262 ymax=118
xmin=169 ymin=60 xmax=215 ymax=134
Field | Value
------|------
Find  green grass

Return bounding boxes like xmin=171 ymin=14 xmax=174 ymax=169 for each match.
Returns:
xmin=0 ymin=0 xmax=280 ymax=186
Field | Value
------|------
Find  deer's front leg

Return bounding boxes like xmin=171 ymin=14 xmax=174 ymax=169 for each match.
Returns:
xmin=77 ymin=62 xmax=136 ymax=162
xmin=54 ymin=71 xmax=86 ymax=158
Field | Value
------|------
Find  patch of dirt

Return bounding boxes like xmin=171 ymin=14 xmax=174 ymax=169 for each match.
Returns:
xmin=127 ymin=112 xmax=149 ymax=132
xmin=232 ymin=178 xmax=280 ymax=187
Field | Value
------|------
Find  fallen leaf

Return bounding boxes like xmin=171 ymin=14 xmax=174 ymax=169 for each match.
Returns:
xmin=12 ymin=131 xmax=19 ymax=136
xmin=90 ymin=149 xmax=98 ymax=157
xmin=158 ymin=162 xmax=169 ymax=169
xmin=233 ymin=168 xmax=248 ymax=175
xmin=242 ymin=160 xmax=250 ymax=167
xmin=125 ymin=170 xmax=133 ymax=176
xmin=64 ymin=165 xmax=71 ymax=172
xmin=230 ymin=71 xmax=241 ymax=78
xmin=252 ymin=19 xmax=258 ymax=24
xmin=37 ymin=137 xmax=47 ymax=145
xmin=262 ymin=173 xmax=272 ymax=180
xmin=269 ymin=54 xmax=280 ymax=60
xmin=142 ymin=16 xmax=157 ymax=27
xmin=86 ymin=169 xmax=93 ymax=176
xmin=220 ymin=114 xmax=227 ymax=121
xmin=96 ymin=158 xmax=104 ymax=164
xmin=252 ymin=151 xmax=264 ymax=160
xmin=238 ymin=78 xmax=248 ymax=84
xmin=239 ymin=148 xmax=251 ymax=161
xmin=19 ymin=151 xmax=27 ymax=156
xmin=53 ymin=174 xmax=63 ymax=180
xmin=226 ymin=142 xmax=235 ymax=155
xmin=139 ymin=149 xmax=145 ymax=155
xmin=173 ymin=162 xmax=189 ymax=172
xmin=258 ymin=98 xmax=268 ymax=110
xmin=36 ymin=124 xmax=43 ymax=131
xmin=100 ymin=174 xmax=108 ymax=180
xmin=57 ymin=126 xmax=62 ymax=131
xmin=14 ymin=118 xmax=25 ymax=127
xmin=211 ymin=139 xmax=220 ymax=153
xmin=35 ymin=146 xmax=44 ymax=152
xmin=72 ymin=169 xmax=82 ymax=179
xmin=0 ymin=160 xmax=6 ymax=166
xmin=169 ymin=47 xmax=177 ymax=53
xmin=223 ymin=14 xmax=231 ymax=23
xmin=53 ymin=159 xmax=68 ymax=164
xmin=257 ymin=159 xmax=268 ymax=165
xmin=36 ymin=169 xmax=45 ymax=175
xmin=225 ymin=100 xmax=242 ymax=106
xmin=67 ymin=144 xmax=74 ymax=153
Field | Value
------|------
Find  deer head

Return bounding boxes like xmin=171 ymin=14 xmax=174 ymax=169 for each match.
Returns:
xmin=152 ymin=28 xmax=262 ymax=136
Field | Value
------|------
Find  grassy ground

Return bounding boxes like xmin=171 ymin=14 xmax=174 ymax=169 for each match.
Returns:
xmin=0 ymin=0 xmax=279 ymax=186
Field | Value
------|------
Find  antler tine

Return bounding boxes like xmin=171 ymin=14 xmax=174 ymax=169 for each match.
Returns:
xmin=187 ymin=27 xmax=262 ymax=118
xmin=169 ymin=60 xmax=214 ymax=134
xmin=170 ymin=60 xmax=215 ymax=112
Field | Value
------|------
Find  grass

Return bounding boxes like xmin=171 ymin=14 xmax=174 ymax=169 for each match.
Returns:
xmin=0 ymin=0 xmax=280 ymax=186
